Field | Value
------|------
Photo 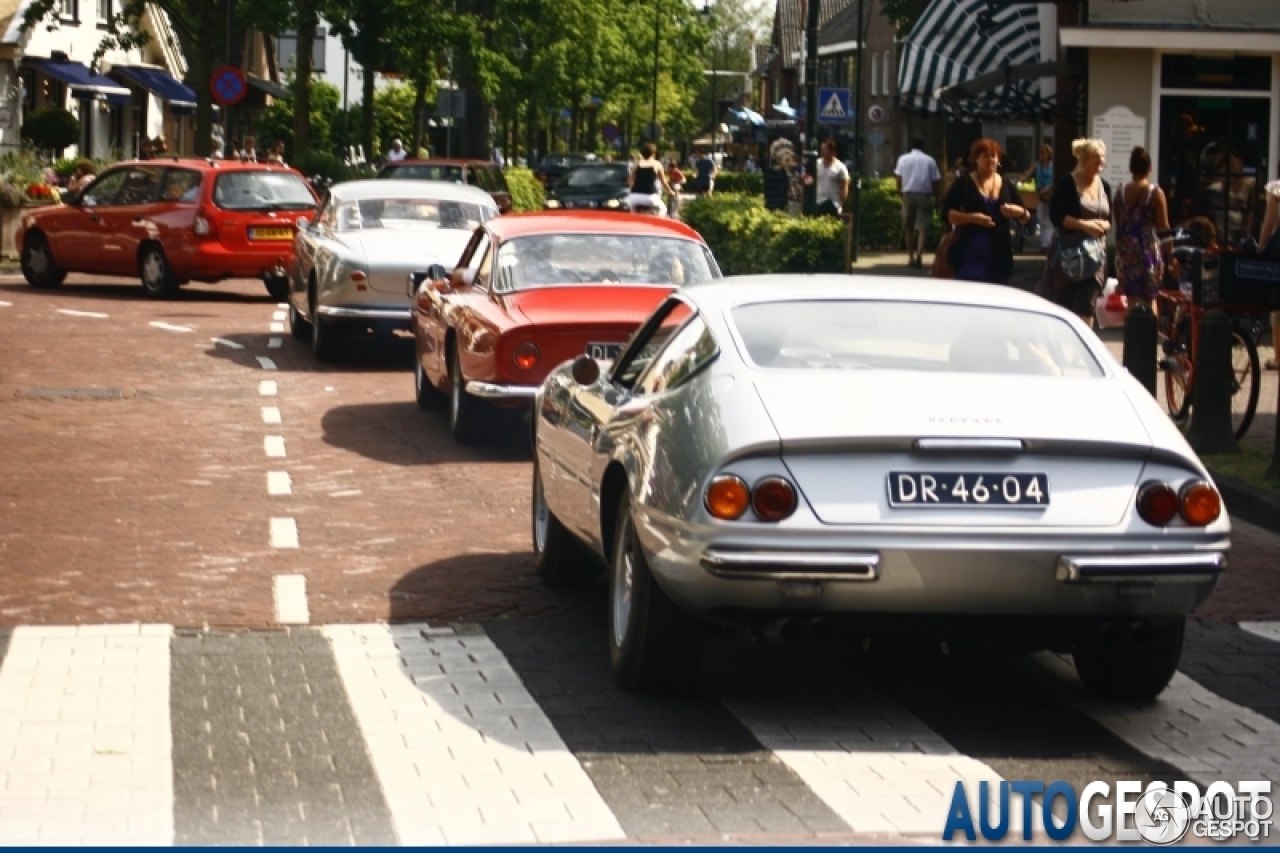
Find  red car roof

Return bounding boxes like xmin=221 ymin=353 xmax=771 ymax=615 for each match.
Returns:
xmin=488 ymin=211 xmax=706 ymax=242
xmin=113 ymin=157 xmax=306 ymax=175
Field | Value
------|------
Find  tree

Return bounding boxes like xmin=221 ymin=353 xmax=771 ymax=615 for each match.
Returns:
xmin=21 ymin=107 xmax=79 ymax=155
xmin=326 ymin=0 xmax=397 ymax=160
xmin=880 ymin=0 xmax=930 ymax=38
xmin=255 ymin=77 xmax=342 ymax=158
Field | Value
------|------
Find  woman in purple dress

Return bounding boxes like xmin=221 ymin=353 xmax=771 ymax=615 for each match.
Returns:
xmin=941 ymin=138 xmax=1031 ymax=285
xmin=1113 ymin=147 xmax=1170 ymax=312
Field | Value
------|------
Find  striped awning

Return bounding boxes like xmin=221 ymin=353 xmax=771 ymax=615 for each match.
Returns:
xmin=896 ymin=0 xmax=1044 ymax=120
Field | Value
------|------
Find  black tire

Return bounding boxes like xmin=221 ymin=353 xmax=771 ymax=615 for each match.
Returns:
xmin=21 ymin=232 xmax=65 ymax=289
xmin=414 ymin=356 xmax=446 ymax=410
xmin=1073 ymin=618 xmax=1184 ymax=700
xmin=265 ymin=276 xmax=290 ymax=301
xmin=532 ymin=455 xmax=601 ymax=586
xmin=310 ymin=298 xmax=343 ymax=362
xmin=449 ymin=340 xmax=482 ymax=444
xmin=288 ymin=301 xmax=311 ymax=342
xmin=139 ymin=245 xmax=178 ymax=298
xmin=1229 ymin=327 xmax=1261 ymax=440
xmin=608 ymin=493 xmax=704 ymax=691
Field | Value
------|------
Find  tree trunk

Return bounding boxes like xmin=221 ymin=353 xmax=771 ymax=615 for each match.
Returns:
xmin=292 ymin=0 xmax=317 ymax=160
xmin=412 ymin=74 xmax=428 ymax=155
xmin=192 ymin=2 xmax=214 ymax=156
xmin=361 ymin=61 xmax=376 ymax=161
xmin=525 ymin=86 xmax=537 ymax=166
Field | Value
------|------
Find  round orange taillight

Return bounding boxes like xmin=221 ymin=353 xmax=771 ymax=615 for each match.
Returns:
xmin=1179 ymin=481 xmax=1221 ymax=526
xmin=752 ymin=476 xmax=797 ymax=522
xmin=705 ymin=474 xmax=750 ymax=520
xmin=1136 ymin=481 xmax=1179 ymax=527
xmin=512 ymin=342 xmax=541 ymax=370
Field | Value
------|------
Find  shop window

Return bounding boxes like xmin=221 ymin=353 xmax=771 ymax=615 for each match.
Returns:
xmin=1161 ymin=55 xmax=1270 ymax=92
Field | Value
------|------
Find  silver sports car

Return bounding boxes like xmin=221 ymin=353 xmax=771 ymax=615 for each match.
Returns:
xmin=531 ymin=276 xmax=1230 ymax=697
xmin=287 ymin=179 xmax=498 ymax=361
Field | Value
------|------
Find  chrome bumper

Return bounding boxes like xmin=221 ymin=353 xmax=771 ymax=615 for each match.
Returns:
xmin=317 ymin=306 xmax=411 ymax=320
xmin=701 ymin=548 xmax=880 ymax=581
xmin=465 ymin=381 xmax=538 ymax=400
xmin=1055 ymin=552 xmax=1227 ymax=583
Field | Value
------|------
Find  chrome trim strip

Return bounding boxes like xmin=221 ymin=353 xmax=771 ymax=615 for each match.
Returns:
xmin=701 ymin=549 xmax=880 ymax=581
xmin=915 ymin=438 xmax=1025 ymax=451
xmin=465 ymin=381 xmax=539 ymax=400
xmin=1056 ymin=552 xmax=1226 ymax=583
xmin=316 ymin=306 xmax=411 ymax=320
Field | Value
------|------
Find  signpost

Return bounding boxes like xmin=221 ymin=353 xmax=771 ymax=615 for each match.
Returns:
xmin=210 ymin=65 xmax=247 ymax=106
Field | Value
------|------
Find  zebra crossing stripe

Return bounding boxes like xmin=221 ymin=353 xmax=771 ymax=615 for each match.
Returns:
xmin=0 ymin=625 xmax=173 ymax=845
xmin=323 ymin=624 xmax=626 ymax=845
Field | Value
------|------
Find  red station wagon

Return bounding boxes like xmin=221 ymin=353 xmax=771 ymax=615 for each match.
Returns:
xmin=18 ymin=158 xmax=319 ymax=299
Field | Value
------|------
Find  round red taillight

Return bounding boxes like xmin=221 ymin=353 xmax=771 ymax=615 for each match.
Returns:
xmin=512 ymin=342 xmax=540 ymax=370
xmin=1137 ymin=481 xmax=1179 ymax=527
xmin=350 ymin=271 xmax=367 ymax=282
xmin=1179 ymin=481 xmax=1221 ymax=526
xmin=705 ymin=475 xmax=750 ymax=520
xmin=752 ymin=476 xmax=797 ymax=522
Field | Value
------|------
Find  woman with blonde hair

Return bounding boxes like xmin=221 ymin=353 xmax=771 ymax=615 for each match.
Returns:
xmin=1041 ymin=138 xmax=1112 ymax=326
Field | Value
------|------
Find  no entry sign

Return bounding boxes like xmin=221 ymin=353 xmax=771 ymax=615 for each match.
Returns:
xmin=211 ymin=66 xmax=248 ymax=106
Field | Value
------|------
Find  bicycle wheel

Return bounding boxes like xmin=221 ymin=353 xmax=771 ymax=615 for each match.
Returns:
xmin=1161 ymin=310 xmax=1193 ymax=423
xmin=1229 ymin=327 xmax=1261 ymax=439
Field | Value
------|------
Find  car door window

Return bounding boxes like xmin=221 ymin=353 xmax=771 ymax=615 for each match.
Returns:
xmin=159 ymin=169 xmax=202 ymax=203
xmin=79 ymin=170 xmax=127 ymax=206
xmin=487 ymin=167 xmax=509 ymax=192
xmin=474 ymin=242 xmax=494 ymax=290
xmin=115 ymin=167 xmax=164 ymax=206
xmin=612 ymin=298 xmax=694 ymax=390
xmin=634 ymin=315 xmax=717 ymax=396
xmin=466 ymin=165 xmax=490 ymax=191
xmin=464 ymin=233 xmax=490 ymax=276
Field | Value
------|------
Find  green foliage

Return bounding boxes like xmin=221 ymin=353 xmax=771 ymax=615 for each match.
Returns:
xmin=255 ymin=78 xmax=343 ymax=160
xmin=682 ymin=194 xmax=846 ymax=275
xmin=857 ymin=177 xmax=944 ymax=251
xmin=505 ymin=167 xmax=544 ymax=212
xmin=21 ymin=108 xmax=80 ymax=154
xmin=372 ymin=84 xmax=417 ymax=157
xmin=293 ymin=151 xmax=348 ymax=182
xmin=713 ymin=171 xmax=762 ymax=195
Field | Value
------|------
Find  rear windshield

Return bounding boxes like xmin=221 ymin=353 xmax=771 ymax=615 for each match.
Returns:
xmin=213 ymin=171 xmax=315 ymax=211
xmin=732 ymin=300 xmax=1103 ymax=378
xmin=541 ymin=155 xmax=585 ymax=169
xmin=380 ymin=164 xmax=464 ymax=182
xmin=494 ymin=234 xmax=719 ymax=291
xmin=335 ymin=197 xmax=492 ymax=232
xmin=561 ymin=166 xmax=629 ymax=187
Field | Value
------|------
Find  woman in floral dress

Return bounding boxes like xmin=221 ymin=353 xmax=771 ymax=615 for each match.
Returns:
xmin=1113 ymin=147 xmax=1170 ymax=311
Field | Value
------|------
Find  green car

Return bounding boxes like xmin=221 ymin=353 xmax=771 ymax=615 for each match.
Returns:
xmin=543 ymin=164 xmax=631 ymax=211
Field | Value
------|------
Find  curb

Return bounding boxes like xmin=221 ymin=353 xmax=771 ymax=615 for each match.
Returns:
xmin=1208 ymin=467 xmax=1280 ymax=536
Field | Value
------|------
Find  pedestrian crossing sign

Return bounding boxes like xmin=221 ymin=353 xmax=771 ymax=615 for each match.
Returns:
xmin=817 ymin=87 xmax=851 ymax=123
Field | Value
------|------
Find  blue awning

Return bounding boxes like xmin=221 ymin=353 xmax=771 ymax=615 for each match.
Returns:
xmin=24 ymin=56 xmax=130 ymax=104
xmin=729 ymin=107 xmax=766 ymax=127
xmin=113 ymin=65 xmax=197 ymax=114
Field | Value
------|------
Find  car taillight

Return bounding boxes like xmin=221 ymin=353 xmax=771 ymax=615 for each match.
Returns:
xmin=752 ymin=477 xmax=797 ymax=522
xmin=1136 ymin=481 xmax=1180 ymax=526
xmin=512 ymin=342 xmax=540 ymax=370
xmin=193 ymin=211 xmax=213 ymax=237
xmin=705 ymin=475 xmax=749 ymax=520
xmin=350 ymin=271 xmax=367 ymax=281
xmin=1179 ymin=481 xmax=1221 ymax=526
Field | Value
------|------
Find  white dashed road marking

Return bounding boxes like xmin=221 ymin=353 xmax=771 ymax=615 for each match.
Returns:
xmin=149 ymin=321 xmax=192 ymax=333
xmin=330 ymin=490 xmax=363 ymax=498
xmin=0 ymin=624 xmax=174 ymax=844
xmin=324 ymin=624 xmax=627 ymax=845
xmin=56 ymin=308 xmax=108 ymax=318
xmin=1240 ymin=622 xmax=1280 ymax=644
xmin=272 ymin=310 xmax=286 ymax=321
xmin=276 ymin=302 xmax=288 ymax=309
xmin=269 ymin=517 xmax=299 ymax=548
xmin=272 ymin=575 xmax=310 ymax=624
xmin=211 ymin=337 xmax=244 ymax=349
xmin=262 ymin=406 xmax=282 ymax=424
xmin=264 ymin=436 xmax=287 ymax=457
xmin=268 ymin=337 xmax=282 ymax=348
xmin=0 ymin=300 xmax=12 ymax=306
xmin=256 ymin=356 xmax=277 ymax=370
xmin=270 ymin=322 xmax=285 ymax=332
xmin=259 ymin=380 xmax=278 ymax=396
xmin=267 ymin=471 xmax=292 ymax=496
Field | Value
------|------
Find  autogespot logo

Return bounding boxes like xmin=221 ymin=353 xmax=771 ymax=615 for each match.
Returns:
xmin=942 ymin=780 xmax=1273 ymax=844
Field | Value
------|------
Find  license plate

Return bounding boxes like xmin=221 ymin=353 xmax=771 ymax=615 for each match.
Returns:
xmin=586 ymin=342 xmax=623 ymax=360
xmin=250 ymin=227 xmax=293 ymax=241
xmin=888 ymin=472 xmax=1049 ymax=507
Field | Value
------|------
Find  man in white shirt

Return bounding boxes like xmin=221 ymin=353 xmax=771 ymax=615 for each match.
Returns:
xmin=386 ymin=139 xmax=408 ymax=162
xmin=815 ymin=139 xmax=849 ymax=216
xmin=894 ymin=135 xmax=942 ymax=268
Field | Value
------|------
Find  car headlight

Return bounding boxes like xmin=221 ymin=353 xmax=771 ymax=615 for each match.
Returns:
xmin=604 ymin=198 xmax=622 ymax=209
xmin=544 ymin=199 xmax=561 ymax=209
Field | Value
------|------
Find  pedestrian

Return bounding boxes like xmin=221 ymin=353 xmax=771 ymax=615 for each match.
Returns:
xmin=1041 ymin=138 xmax=1112 ymax=327
xmin=266 ymin=140 xmax=287 ymax=166
xmin=666 ymin=159 xmax=686 ymax=217
xmin=66 ymin=159 xmax=96 ymax=194
xmin=240 ymin=135 xmax=258 ymax=163
xmin=1021 ymin=143 xmax=1055 ymax=253
xmin=941 ymin=138 xmax=1031 ymax=285
xmin=1260 ymin=174 xmax=1280 ymax=369
xmin=138 ymin=138 xmax=153 ymax=160
xmin=627 ymin=142 xmax=673 ymax=215
xmin=744 ymin=155 xmax=758 ymax=174
xmin=386 ymin=138 xmax=408 ymax=162
xmin=1112 ymin=146 xmax=1170 ymax=313
xmin=690 ymin=148 xmax=717 ymax=195
xmin=894 ymin=135 xmax=942 ymax=268
xmin=151 ymin=135 xmax=169 ymax=157
xmin=815 ymin=139 xmax=849 ymax=217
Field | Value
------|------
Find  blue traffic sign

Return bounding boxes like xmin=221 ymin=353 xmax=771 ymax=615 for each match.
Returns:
xmin=817 ymin=87 xmax=851 ymax=124
xmin=601 ymin=121 xmax=619 ymax=142
xmin=211 ymin=66 xmax=247 ymax=107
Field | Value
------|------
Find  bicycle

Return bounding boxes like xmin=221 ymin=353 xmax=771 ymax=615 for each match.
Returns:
xmin=1155 ymin=245 xmax=1272 ymax=440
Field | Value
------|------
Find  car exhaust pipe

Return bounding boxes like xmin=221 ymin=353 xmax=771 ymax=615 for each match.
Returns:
xmin=763 ymin=618 xmax=809 ymax=645
xmin=809 ymin=618 xmax=836 ymax=645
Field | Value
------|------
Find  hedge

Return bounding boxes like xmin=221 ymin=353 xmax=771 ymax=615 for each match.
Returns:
xmin=505 ymin=167 xmax=544 ymax=212
xmin=681 ymin=194 xmax=846 ymax=275
xmin=712 ymin=170 xmax=763 ymax=195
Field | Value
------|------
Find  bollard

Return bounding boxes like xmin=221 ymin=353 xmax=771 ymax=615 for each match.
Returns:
xmin=1187 ymin=310 xmax=1240 ymax=455
xmin=1122 ymin=302 xmax=1158 ymax=397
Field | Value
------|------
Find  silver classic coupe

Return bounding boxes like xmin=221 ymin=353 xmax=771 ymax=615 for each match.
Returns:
xmin=287 ymin=179 xmax=498 ymax=361
xmin=531 ymin=276 xmax=1230 ymax=697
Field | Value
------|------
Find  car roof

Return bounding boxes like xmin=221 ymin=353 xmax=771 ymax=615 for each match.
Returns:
xmin=328 ymin=179 xmax=498 ymax=206
xmin=486 ymin=211 xmax=705 ymax=242
xmin=382 ymin=159 xmax=495 ymax=167
xmin=113 ymin=157 xmax=304 ymax=174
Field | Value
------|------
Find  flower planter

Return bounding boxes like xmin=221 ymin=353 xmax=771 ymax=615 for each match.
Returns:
xmin=1 ymin=201 xmax=58 ymax=260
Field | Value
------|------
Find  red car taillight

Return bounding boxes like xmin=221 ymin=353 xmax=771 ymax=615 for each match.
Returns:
xmin=752 ymin=477 xmax=798 ymax=522
xmin=512 ymin=342 xmax=540 ymax=370
xmin=1136 ymin=481 xmax=1180 ymax=526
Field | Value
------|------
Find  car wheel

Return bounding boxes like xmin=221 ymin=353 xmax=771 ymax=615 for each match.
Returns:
xmin=449 ymin=341 xmax=482 ymax=444
xmin=414 ymin=356 xmax=445 ymax=410
xmin=532 ymin=455 xmax=600 ymax=586
xmin=21 ymin=233 xmax=65 ymax=289
xmin=264 ymin=276 xmax=290 ymax=301
xmin=139 ymin=245 xmax=178 ymax=299
xmin=1073 ymin=618 xmax=1184 ymax=700
xmin=288 ymin=301 xmax=311 ymax=342
xmin=311 ymin=299 xmax=343 ymax=362
xmin=608 ymin=492 xmax=704 ymax=691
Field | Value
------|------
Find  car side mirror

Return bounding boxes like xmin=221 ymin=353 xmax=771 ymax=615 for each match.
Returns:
xmin=426 ymin=263 xmax=449 ymax=282
xmin=570 ymin=355 xmax=600 ymax=386
xmin=449 ymin=267 xmax=476 ymax=290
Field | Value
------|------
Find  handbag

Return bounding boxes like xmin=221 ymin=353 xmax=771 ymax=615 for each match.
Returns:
xmin=1057 ymin=236 xmax=1105 ymax=282
xmin=931 ymin=229 xmax=956 ymax=279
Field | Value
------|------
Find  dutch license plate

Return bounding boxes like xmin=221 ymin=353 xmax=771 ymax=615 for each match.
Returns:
xmin=586 ymin=342 xmax=623 ymax=360
xmin=888 ymin=472 xmax=1049 ymax=507
xmin=250 ymin=227 xmax=293 ymax=241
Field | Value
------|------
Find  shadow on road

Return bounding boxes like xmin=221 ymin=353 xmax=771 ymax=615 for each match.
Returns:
xmin=320 ymin=400 xmax=532 ymax=466
xmin=203 ymin=330 xmax=418 ymax=374
xmin=0 ymin=279 xmax=276 ymax=305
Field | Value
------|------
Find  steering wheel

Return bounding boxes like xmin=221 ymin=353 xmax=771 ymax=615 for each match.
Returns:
xmin=596 ymin=269 xmax=621 ymax=283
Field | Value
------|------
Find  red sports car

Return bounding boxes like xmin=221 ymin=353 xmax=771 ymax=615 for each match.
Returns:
xmin=411 ymin=211 xmax=721 ymax=444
